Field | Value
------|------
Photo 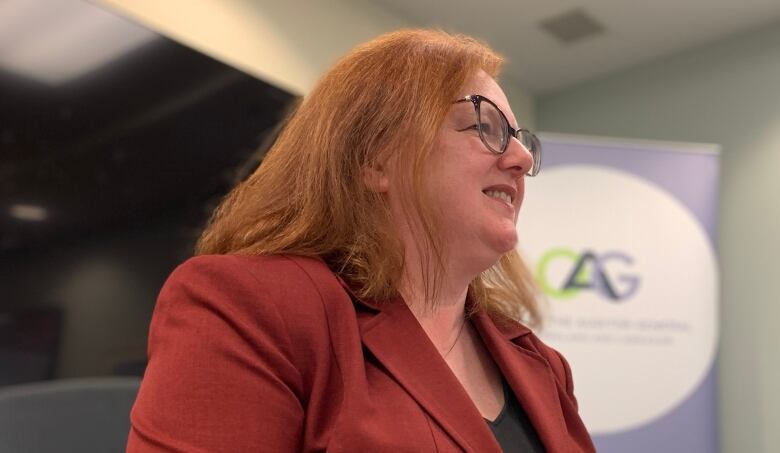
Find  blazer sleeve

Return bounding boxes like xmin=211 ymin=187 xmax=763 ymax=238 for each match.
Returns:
xmin=127 ymin=255 xmax=311 ymax=453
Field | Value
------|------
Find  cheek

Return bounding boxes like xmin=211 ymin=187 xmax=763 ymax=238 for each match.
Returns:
xmin=514 ymin=179 xmax=526 ymax=222
xmin=426 ymin=135 xmax=494 ymax=214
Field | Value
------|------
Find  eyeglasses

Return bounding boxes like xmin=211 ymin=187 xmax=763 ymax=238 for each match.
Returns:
xmin=455 ymin=95 xmax=542 ymax=176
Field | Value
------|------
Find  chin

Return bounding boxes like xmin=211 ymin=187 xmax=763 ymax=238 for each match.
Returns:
xmin=475 ymin=235 xmax=517 ymax=272
xmin=494 ymin=237 xmax=518 ymax=255
xmin=458 ymin=226 xmax=518 ymax=274
xmin=491 ymin=224 xmax=519 ymax=253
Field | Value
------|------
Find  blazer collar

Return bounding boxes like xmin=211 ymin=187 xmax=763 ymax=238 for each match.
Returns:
xmin=471 ymin=310 xmax=573 ymax=453
xmin=356 ymin=295 xmax=502 ymax=453
xmin=338 ymin=276 xmax=571 ymax=453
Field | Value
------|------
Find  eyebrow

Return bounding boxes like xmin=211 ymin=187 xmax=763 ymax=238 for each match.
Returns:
xmin=453 ymin=94 xmax=521 ymax=129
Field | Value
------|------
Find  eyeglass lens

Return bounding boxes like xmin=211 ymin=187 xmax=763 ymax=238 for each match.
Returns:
xmin=521 ymin=131 xmax=541 ymax=176
xmin=477 ymin=99 xmax=507 ymax=154
xmin=472 ymin=95 xmax=541 ymax=176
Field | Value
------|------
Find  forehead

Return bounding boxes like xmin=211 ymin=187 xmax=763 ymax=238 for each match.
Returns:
xmin=455 ymin=70 xmax=517 ymax=126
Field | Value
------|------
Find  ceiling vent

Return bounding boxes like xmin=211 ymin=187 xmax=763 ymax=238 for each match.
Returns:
xmin=540 ymin=9 xmax=605 ymax=45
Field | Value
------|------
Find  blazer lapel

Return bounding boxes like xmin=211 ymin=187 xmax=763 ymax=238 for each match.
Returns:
xmin=356 ymin=297 xmax=502 ymax=453
xmin=472 ymin=311 xmax=572 ymax=453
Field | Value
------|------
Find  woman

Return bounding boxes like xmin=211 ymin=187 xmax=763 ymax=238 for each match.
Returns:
xmin=128 ymin=29 xmax=595 ymax=452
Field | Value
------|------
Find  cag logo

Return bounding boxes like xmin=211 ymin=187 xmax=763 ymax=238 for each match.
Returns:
xmin=536 ymin=248 xmax=640 ymax=302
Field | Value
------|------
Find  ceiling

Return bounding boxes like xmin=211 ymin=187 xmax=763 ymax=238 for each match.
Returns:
xmin=374 ymin=0 xmax=780 ymax=94
xmin=4 ymin=0 xmax=780 ymax=252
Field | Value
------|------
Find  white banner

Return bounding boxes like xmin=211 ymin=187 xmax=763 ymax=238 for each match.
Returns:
xmin=517 ymin=133 xmax=720 ymax=452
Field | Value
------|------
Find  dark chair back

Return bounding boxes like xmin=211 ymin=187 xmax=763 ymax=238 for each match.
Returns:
xmin=0 ymin=377 xmax=140 ymax=453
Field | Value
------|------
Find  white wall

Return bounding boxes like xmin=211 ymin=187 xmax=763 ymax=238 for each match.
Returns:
xmin=538 ymin=21 xmax=780 ymax=453
xmin=96 ymin=0 xmax=536 ymax=126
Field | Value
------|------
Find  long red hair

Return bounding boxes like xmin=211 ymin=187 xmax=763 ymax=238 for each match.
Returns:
xmin=196 ymin=29 xmax=540 ymax=325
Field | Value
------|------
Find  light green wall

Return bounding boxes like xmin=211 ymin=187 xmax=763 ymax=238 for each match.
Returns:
xmin=538 ymin=20 xmax=780 ymax=453
xmin=503 ymin=79 xmax=537 ymax=131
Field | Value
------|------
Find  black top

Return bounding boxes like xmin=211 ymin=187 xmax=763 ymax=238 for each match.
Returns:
xmin=485 ymin=380 xmax=546 ymax=452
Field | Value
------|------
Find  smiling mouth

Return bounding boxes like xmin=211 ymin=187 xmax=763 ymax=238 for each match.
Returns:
xmin=483 ymin=189 xmax=513 ymax=204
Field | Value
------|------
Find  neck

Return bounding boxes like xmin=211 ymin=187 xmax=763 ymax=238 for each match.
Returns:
xmin=391 ymin=215 xmax=487 ymax=354
xmin=398 ymin=248 xmax=473 ymax=357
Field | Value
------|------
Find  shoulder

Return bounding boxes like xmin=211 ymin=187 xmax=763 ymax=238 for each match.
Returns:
xmin=152 ymin=254 xmax=353 ymax=376
xmin=532 ymin=335 xmax=572 ymax=381
xmin=523 ymin=330 xmax=578 ymax=408
xmin=134 ymin=254 xmax=345 ymax=451
xmin=170 ymin=253 xmax=336 ymax=288
xmin=157 ymin=254 xmax=350 ymax=346
xmin=485 ymin=312 xmax=578 ymax=405
xmin=165 ymin=254 xmax=343 ymax=311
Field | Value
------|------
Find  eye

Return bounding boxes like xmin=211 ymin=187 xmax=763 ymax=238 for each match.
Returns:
xmin=457 ymin=124 xmax=482 ymax=134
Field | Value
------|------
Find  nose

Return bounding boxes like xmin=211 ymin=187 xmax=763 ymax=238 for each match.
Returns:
xmin=498 ymin=136 xmax=535 ymax=178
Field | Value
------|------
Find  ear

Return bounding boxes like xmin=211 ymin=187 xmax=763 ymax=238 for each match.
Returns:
xmin=362 ymin=164 xmax=390 ymax=193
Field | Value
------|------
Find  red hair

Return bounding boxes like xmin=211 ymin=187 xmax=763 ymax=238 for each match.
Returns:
xmin=196 ymin=29 xmax=540 ymax=325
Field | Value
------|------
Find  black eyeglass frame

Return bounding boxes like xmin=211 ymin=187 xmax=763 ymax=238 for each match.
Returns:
xmin=455 ymin=94 xmax=542 ymax=176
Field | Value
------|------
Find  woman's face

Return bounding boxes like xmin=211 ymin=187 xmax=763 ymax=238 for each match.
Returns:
xmin=425 ymin=70 xmax=534 ymax=271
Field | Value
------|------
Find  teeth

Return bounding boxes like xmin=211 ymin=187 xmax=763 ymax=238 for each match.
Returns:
xmin=485 ymin=190 xmax=512 ymax=203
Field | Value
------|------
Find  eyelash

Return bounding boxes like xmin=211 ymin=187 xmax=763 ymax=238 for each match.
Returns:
xmin=458 ymin=124 xmax=485 ymax=132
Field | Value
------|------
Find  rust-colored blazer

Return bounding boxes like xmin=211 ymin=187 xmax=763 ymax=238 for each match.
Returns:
xmin=127 ymin=254 xmax=595 ymax=452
